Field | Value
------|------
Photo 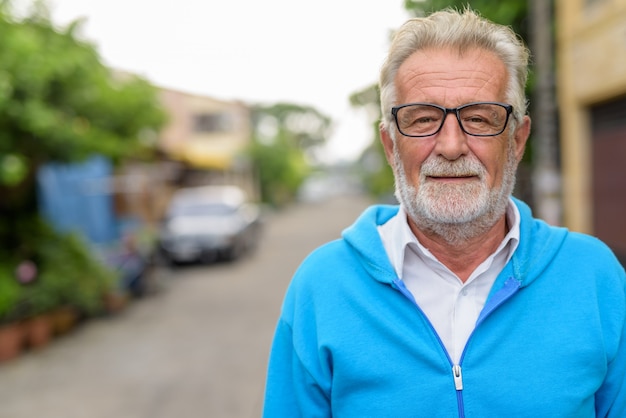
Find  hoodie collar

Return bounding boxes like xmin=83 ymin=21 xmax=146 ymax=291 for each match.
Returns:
xmin=378 ymin=200 xmax=521 ymax=281
xmin=342 ymin=198 xmax=569 ymax=289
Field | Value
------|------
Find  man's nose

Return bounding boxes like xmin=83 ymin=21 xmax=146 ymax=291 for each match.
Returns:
xmin=433 ymin=114 xmax=470 ymax=160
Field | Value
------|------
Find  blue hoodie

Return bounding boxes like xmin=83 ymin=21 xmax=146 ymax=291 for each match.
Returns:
xmin=263 ymin=199 xmax=626 ymax=417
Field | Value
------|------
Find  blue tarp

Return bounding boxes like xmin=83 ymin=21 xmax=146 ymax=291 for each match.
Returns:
xmin=37 ymin=155 xmax=119 ymax=244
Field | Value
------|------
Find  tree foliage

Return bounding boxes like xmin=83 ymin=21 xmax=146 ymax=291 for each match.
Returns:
xmin=349 ymin=85 xmax=396 ymax=200
xmin=404 ymin=0 xmax=529 ymax=43
xmin=0 ymin=1 xmax=166 ymax=214
xmin=248 ymin=103 xmax=331 ymax=207
xmin=0 ymin=0 xmax=166 ymax=268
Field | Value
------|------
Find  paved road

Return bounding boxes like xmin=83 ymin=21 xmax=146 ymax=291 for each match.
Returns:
xmin=0 ymin=195 xmax=372 ymax=418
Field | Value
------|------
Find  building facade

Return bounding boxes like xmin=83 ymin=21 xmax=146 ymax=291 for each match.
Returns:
xmin=556 ymin=0 xmax=626 ymax=263
xmin=157 ymin=88 xmax=258 ymax=199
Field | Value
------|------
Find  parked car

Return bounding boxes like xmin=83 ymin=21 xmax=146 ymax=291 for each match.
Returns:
xmin=158 ymin=186 xmax=262 ymax=264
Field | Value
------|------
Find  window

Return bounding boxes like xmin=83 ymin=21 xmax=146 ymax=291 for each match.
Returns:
xmin=192 ymin=112 xmax=233 ymax=133
xmin=584 ymin=0 xmax=609 ymax=9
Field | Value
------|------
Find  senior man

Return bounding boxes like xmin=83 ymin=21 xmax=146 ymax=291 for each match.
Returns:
xmin=264 ymin=8 xmax=626 ymax=417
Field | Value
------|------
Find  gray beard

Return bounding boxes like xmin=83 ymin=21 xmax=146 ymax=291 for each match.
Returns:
xmin=393 ymin=143 xmax=518 ymax=246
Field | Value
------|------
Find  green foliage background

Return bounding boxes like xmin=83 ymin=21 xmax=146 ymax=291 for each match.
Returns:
xmin=248 ymin=103 xmax=331 ymax=207
xmin=0 ymin=0 xmax=166 ymax=321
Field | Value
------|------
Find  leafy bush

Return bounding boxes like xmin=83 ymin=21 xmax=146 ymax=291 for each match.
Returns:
xmin=0 ymin=217 xmax=118 ymax=322
xmin=0 ymin=265 xmax=21 ymax=323
xmin=36 ymin=230 xmax=118 ymax=316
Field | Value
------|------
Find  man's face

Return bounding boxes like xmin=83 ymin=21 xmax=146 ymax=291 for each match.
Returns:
xmin=380 ymin=47 xmax=530 ymax=238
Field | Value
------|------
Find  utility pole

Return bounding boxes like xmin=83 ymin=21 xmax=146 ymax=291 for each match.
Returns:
xmin=530 ymin=0 xmax=561 ymax=225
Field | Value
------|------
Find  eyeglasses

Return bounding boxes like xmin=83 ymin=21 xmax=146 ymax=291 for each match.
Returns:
xmin=391 ymin=102 xmax=514 ymax=137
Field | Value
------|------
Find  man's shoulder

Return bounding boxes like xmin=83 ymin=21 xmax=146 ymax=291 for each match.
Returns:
xmin=562 ymin=230 xmax=624 ymax=267
xmin=289 ymin=204 xmax=401 ymax=290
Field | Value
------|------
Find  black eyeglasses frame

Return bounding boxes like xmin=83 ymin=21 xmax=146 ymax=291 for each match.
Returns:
xmin=390 ymin=101 xmax=514 ymax=138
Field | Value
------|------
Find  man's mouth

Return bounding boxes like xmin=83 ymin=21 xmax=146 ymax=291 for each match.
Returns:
xmin=427 ymin=174 xmax=479 ymax=182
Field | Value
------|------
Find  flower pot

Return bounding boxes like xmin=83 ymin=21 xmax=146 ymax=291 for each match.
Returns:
xmin=50 ymin=306 xmax=79 ymax=336
xmin=22 ymin=314 xmax=53 ymax=350
xmin=0 ymin=322 xmax=25 ymax=362
xmin=103 ymin=292 xmax=129 ymax=315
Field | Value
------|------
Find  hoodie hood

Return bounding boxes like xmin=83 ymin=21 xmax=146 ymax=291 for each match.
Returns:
xmin=341 ymin=198 xmax=570 ymax=289
xmin=508 ymin=198 xmax=569 ymax=286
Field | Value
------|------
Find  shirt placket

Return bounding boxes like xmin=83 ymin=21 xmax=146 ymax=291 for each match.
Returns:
xmin=451 ymin=283 xmax=477 ymax=364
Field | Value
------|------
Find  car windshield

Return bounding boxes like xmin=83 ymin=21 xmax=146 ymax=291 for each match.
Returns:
xmin=170 ymin=203 xmax=236 ymax=217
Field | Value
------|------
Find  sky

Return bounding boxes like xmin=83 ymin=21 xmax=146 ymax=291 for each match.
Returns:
xmin=26 ymin=0 xmax=411 ymax=162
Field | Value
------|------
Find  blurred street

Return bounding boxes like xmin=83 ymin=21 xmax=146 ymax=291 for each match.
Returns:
xmin=0 ymin=195 xmax=372 ymax=418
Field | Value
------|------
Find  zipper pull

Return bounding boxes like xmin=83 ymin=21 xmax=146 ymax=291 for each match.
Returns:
xmin=452 ymin=365 xmax=463 ymax=390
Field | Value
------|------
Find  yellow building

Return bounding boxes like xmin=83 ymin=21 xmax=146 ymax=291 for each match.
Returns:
xmin=159 ymin=88 xmax=251 ymax=169
xmin=157 ymin=88 xmax=257 ymax=198
xmin=557 ymin=0 xmax=626 ymax=263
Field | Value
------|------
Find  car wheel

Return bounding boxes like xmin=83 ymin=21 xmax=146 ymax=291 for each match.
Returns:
xmin=222 ymin=241 xmax=245 ymax=262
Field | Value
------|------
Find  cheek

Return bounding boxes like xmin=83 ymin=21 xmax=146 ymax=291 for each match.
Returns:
xmin=475 ymin=143 xmax=510 ymax=186
xmin=395 ymin=141 xmax=433 ymax=175
xmin=396 ymin=153 xmax=425 ymax=186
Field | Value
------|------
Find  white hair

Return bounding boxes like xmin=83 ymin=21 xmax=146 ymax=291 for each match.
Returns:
xmin=379 ymin=8 xmax=530 ymax=134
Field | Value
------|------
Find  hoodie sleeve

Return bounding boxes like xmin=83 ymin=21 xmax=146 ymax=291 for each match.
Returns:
xmin=262 ymin=318 xmax=331 ymax=418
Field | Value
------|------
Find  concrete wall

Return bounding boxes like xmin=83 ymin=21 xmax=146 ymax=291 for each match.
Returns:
xmin=556 ymin=0 xmax=626 ymax=233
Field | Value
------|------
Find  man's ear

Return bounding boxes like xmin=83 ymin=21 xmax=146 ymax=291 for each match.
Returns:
xmin=380 ymin=122 xmax=396 ymax=168
xmin=513 ymin=115 xmax=531 ymax=162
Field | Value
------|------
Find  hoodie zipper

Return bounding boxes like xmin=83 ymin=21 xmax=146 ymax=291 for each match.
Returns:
xmin=392 ymin=279 xmax=464 ymax=413
xmin=452 ymin=364 xmax=465 ymax=418
xmin=392 ymin=277 xmax=521 ymax=418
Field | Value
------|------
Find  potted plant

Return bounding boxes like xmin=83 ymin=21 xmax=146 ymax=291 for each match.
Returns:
xmin=37 ymin=230 xmax=119 ymax=319
xmin=0 ymin=265 xmax=25 ymax=361
xmin=16 ymin=260 xmax=56 ymax=350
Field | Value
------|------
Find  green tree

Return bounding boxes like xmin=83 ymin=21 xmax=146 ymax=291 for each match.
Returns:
xmin=0 ymin=0 xmax=166 ymax=319
xmin=248 ymin=103 xmax=331 ymax=207
xmin=405 ymin=0 xmax=529 ymax=40
xmin=350 ymin=84 xmax=395 ymax=200
xmin=0 ymin=1 xmax=166 ymax=250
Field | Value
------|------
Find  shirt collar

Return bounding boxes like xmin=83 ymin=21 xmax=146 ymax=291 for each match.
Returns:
xmin=378 ymin=199 xmax=521 ymax=279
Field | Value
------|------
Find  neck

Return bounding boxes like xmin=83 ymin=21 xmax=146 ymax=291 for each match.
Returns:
xmin=408 ymin=215 xmax=509 ymax=283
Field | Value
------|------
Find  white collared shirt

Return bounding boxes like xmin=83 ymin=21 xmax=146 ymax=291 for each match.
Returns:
xmin=378 ymin=199 xmax=520 ymax=363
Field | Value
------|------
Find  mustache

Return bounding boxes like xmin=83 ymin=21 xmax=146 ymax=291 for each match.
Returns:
xmin=420 ymin=157 xmax=486 ymax=178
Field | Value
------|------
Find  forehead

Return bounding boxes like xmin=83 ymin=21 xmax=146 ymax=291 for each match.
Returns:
xmin=395 ymin=47 xmax=508 ymax=105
